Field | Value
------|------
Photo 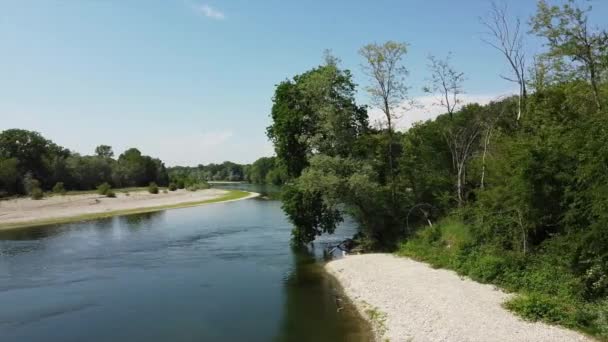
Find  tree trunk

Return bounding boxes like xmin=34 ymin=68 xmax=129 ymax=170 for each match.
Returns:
xmin=589 ymin=64 xmax=602 ymax=112
xmin=480 ymin=127 xmax=492 ymax=190
xmin=457 ymin=165 xmax=464 ymax=207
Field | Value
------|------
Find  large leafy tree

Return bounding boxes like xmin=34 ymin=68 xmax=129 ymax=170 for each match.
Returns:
xmin=0 ymin=129 xmax=70 ymax=190
xmin=267 ymin=61 xmax=369 ymax=245
xmin=267 ymin=63 xmax=368 ymax=179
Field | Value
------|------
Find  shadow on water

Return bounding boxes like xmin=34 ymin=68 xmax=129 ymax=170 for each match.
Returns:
xmin=0 ymin=211 xmax=165 ymax=242
xmin=0 ymin=183 xmax=373 ymax=341
xmin=118 ymin=211 xmax=165 ymax=230
xmin=274 ymin=245 xmax=373 ymax=342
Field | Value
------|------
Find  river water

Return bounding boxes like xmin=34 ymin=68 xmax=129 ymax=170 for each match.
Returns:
xmin=0 ymin=185 xmax=371 ymax=341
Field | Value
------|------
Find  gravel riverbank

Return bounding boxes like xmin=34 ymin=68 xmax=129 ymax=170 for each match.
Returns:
xmin=0 ymin=189 xmax=258 ymax=230
xmin=326 ymin=254 xmax=593 ymax=342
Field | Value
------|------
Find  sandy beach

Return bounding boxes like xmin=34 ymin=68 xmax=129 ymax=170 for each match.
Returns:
xmin=326 ymin=254 xmax=592 ymax=342
xmin=0 ymin=189 xmax=258 ymax=229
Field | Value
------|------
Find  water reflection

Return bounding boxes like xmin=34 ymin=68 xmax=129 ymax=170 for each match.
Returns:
xmin=0 ymin=185 xmax=371 ymax=342
xmin=118 ymin=211 xmax=165 ymax=230
xmin=275 ymin=245 xmax=371 ymax=342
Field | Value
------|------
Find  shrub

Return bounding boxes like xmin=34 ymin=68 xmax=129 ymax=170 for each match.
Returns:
xmin=168 ymin=183 xmax=177 ymax=191
xmin=467 ymin=254 xmax=507 ymax=283
xmin=97 ymin=182 xmax=112 ymax=196
xmin=30 ymin=187 xmax=43 ymax=200
xmin=52 ymin=182 xmax=66 ymax=195
xmin=23 ymin=173 xmax=40 ymax=195
xmin=187 ymin=184 xmax=199 ymax=192
xmin=504 ymin=293 xmax=577 ymax=326
xmin=176 ymin=180 xmax=185 ymax=189
xmin=162 ymin=189 xmax=168 ymax=194
xmin=106 ymin=190 xmax=116 ymax=198
xmin=148 ymin=182 xmax=159 ymax=194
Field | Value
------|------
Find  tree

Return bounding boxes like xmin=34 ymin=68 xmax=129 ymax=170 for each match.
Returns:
xmin=0 ymin=158 xmax=19 ymax=196
xmin=0 ymin=129 xmax=69 ymax=189
xmin=267 ymin=61 xmax=368 ymax=179
xmin=442 ymin=105 xmax=482 ymax=207
xmin=359 ymin=41 xmax=409 ymax=201
xmin=481 ymin=1 xmax=528 ymax=121
xmin=423 ymin=53 xmax=465 ymax=119
xmin=531 ymin=0 xmax=607 ymax=112
xmin=95 ymin=145 xmax=114 ymax=158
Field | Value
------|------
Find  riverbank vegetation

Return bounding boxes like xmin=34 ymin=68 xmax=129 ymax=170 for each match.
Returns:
xmin=268 ymin=1 xmax=608 ymax=338
xmin=0 ymin=130 xmax=284 ymax=199
xmin=0 ymin=130 xmax=170 ymax=197
xmin=167 ymin=156 xmax=286 ymax=186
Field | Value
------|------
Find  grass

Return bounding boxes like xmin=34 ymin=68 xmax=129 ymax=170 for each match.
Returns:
xmin=397 ymin=219 xmax=608 ymax=341
xmin=360 ymin=301 xmax=388 ymax=340
xmin=0 ymin=190 xmax=253 ymax=231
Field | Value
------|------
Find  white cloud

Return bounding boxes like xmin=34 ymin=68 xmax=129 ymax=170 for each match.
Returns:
xmin=198 ymin=4 xmax=225 ymax=20
xmin=368 ymin=93 xmax=511 ymax=131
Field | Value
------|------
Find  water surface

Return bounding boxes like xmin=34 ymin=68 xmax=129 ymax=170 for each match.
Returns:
xmin=0 ymin=187 xmax=370 ymax=341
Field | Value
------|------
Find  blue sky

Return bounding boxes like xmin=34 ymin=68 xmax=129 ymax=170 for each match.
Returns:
xmin=1 ymin=0 xmax=607 ymax=166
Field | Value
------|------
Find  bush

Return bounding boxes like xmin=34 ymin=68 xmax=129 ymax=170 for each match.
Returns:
xmin=97 ymin=182 xmax=112 ymax=196
xmin=30 ymin=187 xmax=43 ymax=200
xmin=504 ymin=293 xmax=578 ymax=326
xmin=148 ymin=182 xmax=159 ymax=194
xmin=168 ymin=183 xmax=177 ymax=191
xmin=52 ymin=182 xmax=66 ymax=195
xmin=106 ymin=190 xmax=116 ymax=198
xmin=187 ymin=184 xmax=199 ymax=192
xmin=176 ymin=180 xmax=185 ymax=189
xmin=162 ymin=189 xmax=168 ymax=194
xmin=23 ymin=173 xmax=40 ymax=195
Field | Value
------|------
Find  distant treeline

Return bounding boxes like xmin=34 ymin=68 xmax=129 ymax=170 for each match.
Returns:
xmin=0 ymin=129 xmax=285 ymax=198
xmin=0 ymin=129 xmax=169 ymax=197
xmin=167 ymin=157 xmax=287 ymax=187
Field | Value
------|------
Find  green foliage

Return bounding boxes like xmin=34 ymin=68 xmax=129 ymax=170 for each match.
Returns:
xmin=282 ymin=184 xmax=343 ymax=245
xmin=186 ymin=183 xmax=209 ymax=192
xmin=0 ymin=129 xmax=170 ymax=196
xmin=267 ymin=63 xmax=368 ymax=178
xmin=0 ymin=157 xmax=19 ymax=196
xmin=168 ymin=183 xmax=177 ymax=191
xmin=30 ymin=187 xmax=43 ymax=200
xmin=168 ymin=161 xmax=250 ymax=185
xmin=148 ymin=182 xmax=159 ymax=194
xmin=248 ymin=157 xmax=287 ymax=185
xmin=52 ymin=182 xmax=66 ymax=195
xmin=23 ymin=174 xmax=40 ymax=195
xmin=399 ymin=219 xmax=607 ymax=338
xmin=96 ymin=182 xmax=112 ymax=196
xmin=262 ymin=2 xmax=608 ymax=337
xmin=94 ymin=145 xmax=114 ymax=158
xmin=504 ymin=294 xmax=574 ymax=324
xmin=106 ymin=190 xmax=116 ymax=198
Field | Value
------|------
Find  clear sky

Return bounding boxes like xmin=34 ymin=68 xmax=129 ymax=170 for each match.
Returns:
xmin=1 ymin=0 xmax=606 ymax=166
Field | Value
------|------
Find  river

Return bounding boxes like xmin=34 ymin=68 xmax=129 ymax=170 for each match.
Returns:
xmin=0 ymin=185 xmax=371 ymax=341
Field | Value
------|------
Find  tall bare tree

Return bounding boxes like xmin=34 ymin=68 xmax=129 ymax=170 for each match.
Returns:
xmin=444 ymin=122 xmax=481 ymax=207
xmin=359 ymin=41 xmax=409 ymax=197
xmin=423 ymin=53 xmax=466 ymax=119
xmin=481 ymin=1 xmax=527 ymax=121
